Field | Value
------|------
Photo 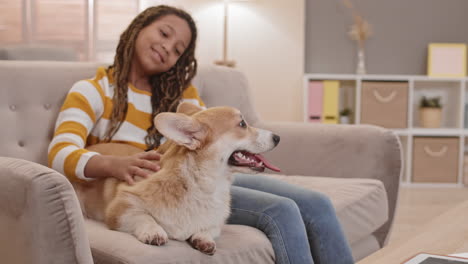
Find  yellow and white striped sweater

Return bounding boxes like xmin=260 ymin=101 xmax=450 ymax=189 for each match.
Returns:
xmin=48 ymin=67 xmax=205 ymax=182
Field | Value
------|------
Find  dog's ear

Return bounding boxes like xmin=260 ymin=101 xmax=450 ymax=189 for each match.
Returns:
xmin=154 ymin=113 xmax=206 ymax=150
xmin=176 ymin=102 xmax=204 ymax=116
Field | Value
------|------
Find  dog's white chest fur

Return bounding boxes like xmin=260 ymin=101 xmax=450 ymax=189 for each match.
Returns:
xmin=152 ymin=175 xmax=231 ymax=240
xmin=122 ymin=162 xmax=233 ymax=241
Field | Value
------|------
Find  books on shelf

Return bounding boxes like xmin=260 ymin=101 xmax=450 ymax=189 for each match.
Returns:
xmin=322 ymin=80 xmax=339 ymax=124
xmin=307 ymin=80 xmax=340 ymax=124
xmin=307 ymin=81 xmax=323 ymax=123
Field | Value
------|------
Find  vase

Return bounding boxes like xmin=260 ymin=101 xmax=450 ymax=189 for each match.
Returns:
xmin=356 ymin=48 xmax=366 ymax=75
xmin=419 ymin=107 xmax=442 ymax=128
xmin=340 ymin=116 xmax=350 ymax=124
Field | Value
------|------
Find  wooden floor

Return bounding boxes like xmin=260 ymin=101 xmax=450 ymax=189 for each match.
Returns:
xmin=388 ymin=186 xmax=468 ymax=243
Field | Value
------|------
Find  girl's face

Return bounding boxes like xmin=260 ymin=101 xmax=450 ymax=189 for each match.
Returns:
xmin=133 ymin=14 xmax=192 ymax=76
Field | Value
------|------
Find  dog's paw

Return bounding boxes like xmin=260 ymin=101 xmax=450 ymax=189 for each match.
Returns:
xmin=135 ymin=225 xmax=168 ymax=246
xmin=148 ymin=233 xmax=168 ymax=246
xmin=189 ymin=236 xmax=216 ymax=255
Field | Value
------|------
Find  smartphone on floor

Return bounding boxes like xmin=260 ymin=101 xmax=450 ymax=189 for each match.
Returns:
xmin=404 ymin=253 xmax=468 ymax=264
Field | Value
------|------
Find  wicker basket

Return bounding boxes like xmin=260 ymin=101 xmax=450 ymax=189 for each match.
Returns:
xmin=360 ymin=81 xmax=408 ymax=128
xmin=464 ymin=155 xmax=468 ymax=186
xmin=412 ymin=137 xmax=459 ymax=183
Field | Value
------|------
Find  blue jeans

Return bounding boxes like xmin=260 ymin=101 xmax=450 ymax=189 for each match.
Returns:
xmin=228 ymin=174 xmax=354 ymax=264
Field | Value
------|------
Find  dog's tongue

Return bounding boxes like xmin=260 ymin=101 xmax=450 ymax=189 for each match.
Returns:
xmin=254 ymin=154 xmax=281 ymax=172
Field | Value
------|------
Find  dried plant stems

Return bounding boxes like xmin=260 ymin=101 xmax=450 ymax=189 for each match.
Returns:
xmin=342 ymin=0 xmax=372 ymax=49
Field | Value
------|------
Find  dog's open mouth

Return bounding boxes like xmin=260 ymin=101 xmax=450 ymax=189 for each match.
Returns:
xmin=228 ymin=150 xmax=281 ymax=172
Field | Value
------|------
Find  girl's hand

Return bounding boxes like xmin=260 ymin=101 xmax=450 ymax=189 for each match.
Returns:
xmin=108 ymin=151 xmax=162 ymax=185
xmin=85 ymin=151 xmax=162 ymax=185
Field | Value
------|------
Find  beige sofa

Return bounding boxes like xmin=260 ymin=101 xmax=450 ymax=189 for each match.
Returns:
xmin=0 ymin=60 xmax=402 ymax=264
xmin=0 ymin=44 xmax=78 ymax=61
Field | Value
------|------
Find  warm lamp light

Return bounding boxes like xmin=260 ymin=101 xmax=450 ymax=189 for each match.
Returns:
xmin=214 ymin=0 xmax=251 ymax=68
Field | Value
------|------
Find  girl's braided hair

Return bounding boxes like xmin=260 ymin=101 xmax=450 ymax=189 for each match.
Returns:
xmin=105 ymin=5 xmax=198 ymax=150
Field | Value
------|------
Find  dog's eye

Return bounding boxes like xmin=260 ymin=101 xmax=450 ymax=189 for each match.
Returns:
xmin=239 ymin=120 xmax=247 ymax=128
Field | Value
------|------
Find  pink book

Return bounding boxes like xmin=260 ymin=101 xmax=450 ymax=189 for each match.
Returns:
xmin=308 ymin=81 xmax=323 ymax=123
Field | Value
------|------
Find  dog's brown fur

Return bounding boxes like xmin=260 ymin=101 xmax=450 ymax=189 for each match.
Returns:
xmin=73 ymin=102 xmax=279 ymax=255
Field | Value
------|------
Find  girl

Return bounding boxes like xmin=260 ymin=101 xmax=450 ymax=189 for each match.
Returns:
xmin=48 ymin=5 xmax=354 ymax=264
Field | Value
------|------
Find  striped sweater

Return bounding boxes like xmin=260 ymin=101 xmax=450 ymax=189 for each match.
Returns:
xmin=48 ymin=66 xmax=205 ymax=182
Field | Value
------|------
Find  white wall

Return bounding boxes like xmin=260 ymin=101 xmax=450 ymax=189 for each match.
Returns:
xmin=143 ymin=0 xmax=305 ymax=122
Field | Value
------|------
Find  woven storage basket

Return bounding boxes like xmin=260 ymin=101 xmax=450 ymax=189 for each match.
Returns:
xmin=360 ymin=81 xmax=408 ymax=128
xmin=412 ymin=137 xmax=459 ymax=183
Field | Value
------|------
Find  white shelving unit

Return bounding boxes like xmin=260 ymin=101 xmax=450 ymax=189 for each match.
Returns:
xmin=304 ymin=73 xmax=468 ymax=187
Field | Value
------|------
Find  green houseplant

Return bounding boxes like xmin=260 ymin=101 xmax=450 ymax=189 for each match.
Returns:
xmin=419 ymin=96 xmax=442 ymax=128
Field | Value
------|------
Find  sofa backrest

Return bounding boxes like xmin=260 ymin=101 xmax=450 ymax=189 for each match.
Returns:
xmin=0 ymin=45 xmax=79 ymax=61
xmin=0 ymin=60 xmax=259 ymax=166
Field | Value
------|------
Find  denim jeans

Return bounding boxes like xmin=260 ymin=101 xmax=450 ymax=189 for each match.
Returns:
xmin=228 ymin=173 xmax=354 ymax=264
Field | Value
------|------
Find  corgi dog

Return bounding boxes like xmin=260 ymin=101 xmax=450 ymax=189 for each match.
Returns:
xmin=73 ymin=102 xmax=280 ymax=255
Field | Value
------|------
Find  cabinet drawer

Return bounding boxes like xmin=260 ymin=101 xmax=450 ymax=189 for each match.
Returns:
xmin=360 ymin=81 xmax=408 ymax=128
xmin=412 ymin=137 xmax=459 ymax=183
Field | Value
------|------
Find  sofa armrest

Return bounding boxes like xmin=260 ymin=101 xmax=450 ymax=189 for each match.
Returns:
xmin=255 ymin=121 xmax=403 ymax=246
xmin=0 ymin=157 xmax=93 ymax=264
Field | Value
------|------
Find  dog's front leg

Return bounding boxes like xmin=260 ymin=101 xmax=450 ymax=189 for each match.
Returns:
xmin=127 ymin=212 xmax=169 ymax=246
xmin=106 ymin=198 xmax=168 ymax=246
xmin=188 ymin=227 xmax=220 ymax=255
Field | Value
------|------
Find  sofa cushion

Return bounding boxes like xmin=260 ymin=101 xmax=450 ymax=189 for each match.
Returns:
xmin=262 ymin=174 xmax=388 ymax=245
xmin=86 ymin=220 xmax=274 ymax=264
xmin=86 ymin=175 xmax=387 ymax=263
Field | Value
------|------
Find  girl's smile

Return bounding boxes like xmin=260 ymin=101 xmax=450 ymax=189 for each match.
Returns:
xmin=150 ymin=46 xmax=165 ymax=64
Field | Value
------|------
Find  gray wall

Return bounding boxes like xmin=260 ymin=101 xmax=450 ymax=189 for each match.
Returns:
xmin=305 ymin=0 xmax=468 ymax=75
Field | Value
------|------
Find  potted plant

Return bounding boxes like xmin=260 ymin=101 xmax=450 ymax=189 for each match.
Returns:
xmin=339 ymin=108 xmax=353 ymax=124
xmin=419 ymin=96 xmax=442 ymax=128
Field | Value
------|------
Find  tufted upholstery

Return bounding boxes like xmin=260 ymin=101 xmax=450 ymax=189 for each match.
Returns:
xmin=0 ymin=60 xmax=402 ymax=263
xmin=1 ymin=61 xmax=100 ymax=166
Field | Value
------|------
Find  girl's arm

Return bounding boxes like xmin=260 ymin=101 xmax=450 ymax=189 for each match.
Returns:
xmin=48 ymin=79 xmax=105 ymax=182
xmin=48 ymin=79 xmax=160 ymax=184
xmin=84 ymin=151 xmax=161 ymax=185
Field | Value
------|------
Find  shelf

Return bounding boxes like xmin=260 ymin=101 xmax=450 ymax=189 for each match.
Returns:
xmin=304 ymin=73 xmax=468 ymax=186
xmin=305 ymin=73 xmax=363 ymax=80
xmin=411 ymin=128 xmax=464 ymax=136
xmin=305 ymin=73 xmax=467 ymax=82
xmin=390 ymin=128 xmax=464 ymax=136
xmin=400 ymin=182 xmax=464 ymax=188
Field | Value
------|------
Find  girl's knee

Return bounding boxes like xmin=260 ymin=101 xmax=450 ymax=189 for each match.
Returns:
xmin=264 ymin=197 xmax=302 ymax=218
xmin=257 ymin=197 xmax=306 ymax=237
xmin=302 ymin=191 xmax=338 ymax=221
xmin=313 ymin=192 xmax=334 ymax=211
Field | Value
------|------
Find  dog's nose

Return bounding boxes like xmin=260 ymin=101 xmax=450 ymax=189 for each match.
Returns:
xmin=272 ymin=134 xmax=280 ymax=146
